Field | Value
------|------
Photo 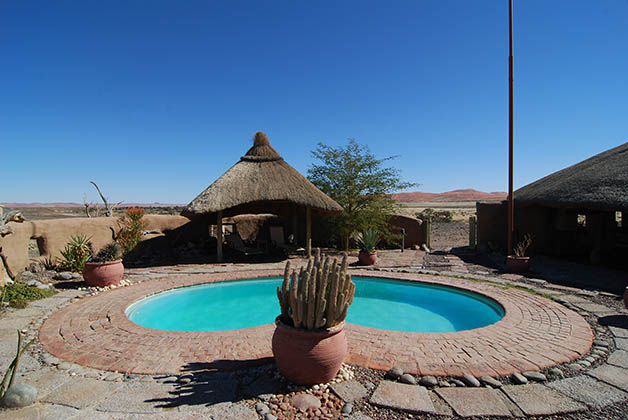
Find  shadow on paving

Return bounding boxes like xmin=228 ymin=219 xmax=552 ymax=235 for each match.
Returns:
xmin=598 ymin=314 xmax=628 ymax=328
xmin=146 ymin=358 xmax=286 ymax=409
xmin=449 ymin=246 xmax=627 ymax=294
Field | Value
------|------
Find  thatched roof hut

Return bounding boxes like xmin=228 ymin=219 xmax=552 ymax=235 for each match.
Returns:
xmin=183 ymin=132 xmax=343 ymax=260
xmin=514 ymin=141 xmax=628 ymax=211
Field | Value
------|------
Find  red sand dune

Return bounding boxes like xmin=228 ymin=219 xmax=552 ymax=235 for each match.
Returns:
xmin=392 ymin=189 xmax=507 ymax=203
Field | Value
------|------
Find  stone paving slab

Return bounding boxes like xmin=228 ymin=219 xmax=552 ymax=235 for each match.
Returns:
xmin=615 ymin=337 xmax=628 ymax=351
xmin=42 ymin=377 xmax=123 ymax=409
xmin=330 ymin=380 xmax=368 ymax=402
xmin=572 ymin=302 xmax=618 ymax=316
xmin=609 ymin=325 xmax=628 ymax=339
xmin=174 ymin=378 xmax=239 ymax=412
xmin=587 ymin=364 xmax=628 ymax=392
xmin=95 ymin=381 xmax=176 ymax=414
xmin=501 ymin=384 xmax=586 ymax=416
xmin=20 ymin=367 xmax=72 ymax=399
xmin=436 ymin=387 xmax=512 ymax=417
xmin=0 ymin=403 xmax=79 ymax=420
xmin=608 ymin=350 xmax=628 ymax=369
xmin=547 ymin=375 xmax=628 ymax=408
xmin=369 ymin=381 xmax=435 ymax=414
xmin=204 ymin=402 xmax=258 ymax=420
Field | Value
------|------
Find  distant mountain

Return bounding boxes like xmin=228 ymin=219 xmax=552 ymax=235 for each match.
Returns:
xmin=0 ymin=202 xmax=185 ymax=208
xmin=392 ymin=189 xmax=507 ymax=202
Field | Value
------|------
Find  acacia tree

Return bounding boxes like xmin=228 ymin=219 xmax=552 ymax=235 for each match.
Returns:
xmin=308 ymin=139 xmax=416 ymax=250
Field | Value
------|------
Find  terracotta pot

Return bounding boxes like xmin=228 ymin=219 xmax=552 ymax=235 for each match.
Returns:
xmin=272 ymin=317 xmax=347 ymax=385
xmin=82 ymin=259 xmax=124 ymax=287
xmin=506 ymin=255 xmax=530 ymax=273
xmin=623 ymin=287 xmax=628 ymax=310
xmin=358 ymin=250 xmax=377 ymax=266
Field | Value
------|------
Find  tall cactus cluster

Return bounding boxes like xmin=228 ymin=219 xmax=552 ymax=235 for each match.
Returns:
xmin=277 ymin=249 xmax=355 ymax=330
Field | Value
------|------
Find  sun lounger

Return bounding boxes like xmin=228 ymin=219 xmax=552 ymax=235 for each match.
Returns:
xmin=225 ymin=233 xmax=265 ymax=256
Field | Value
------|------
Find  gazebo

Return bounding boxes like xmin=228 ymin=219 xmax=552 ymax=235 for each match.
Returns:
xmin=182 ymin=132 xmax=343 ymax=261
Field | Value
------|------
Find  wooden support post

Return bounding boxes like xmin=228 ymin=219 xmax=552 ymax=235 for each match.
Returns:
xmin=469 ymin=216 xmax=477 ymax=250
xmin=217 ymin=210 xmax=223 ymax=262
xmin=291 ymin=205 xmax=298 ymax=246
xmin=425 ymin=218 xmax=431 ymax=250
xmin=306 ymin=207 xmax=312 ymax=257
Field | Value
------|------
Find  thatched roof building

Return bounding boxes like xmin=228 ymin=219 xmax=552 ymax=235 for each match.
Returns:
xmin=183 ymin=132 xmax=343 ymax=260
xmin=514 ymin=141 xmax=628 ymax=211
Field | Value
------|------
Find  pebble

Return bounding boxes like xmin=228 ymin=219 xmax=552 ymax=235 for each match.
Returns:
xmin=341 ymin=402 xmax=353 ymax=414
xmin=399 ymin=374 xmax=417 ymax=385
xmin=450 ymin=379 xmax=465 ymax=387
xmin=578 ymin=360 xmax=592 ymax=368
xmin=591 ymin=349 xmax=606 ymax=356
xmin=479 ymin=376 xmax=502 ymax=388
xmin=264 ymin=414 xmax=277 ymax=420
xmin=461 ymin=373 xmax=480 ymax=387
xmin=387 ymin=367 xmax=403 ymax=380
xmin=584 ymin=356 xmax=596 ymax=364
xmin=593 ymin=340 xmax=610 ymax=348
xmin=523 ymin=371 xmax=547 ymax=382
xmin=364 ymin=382 xmax=375 ymax=390
xmin=2 ymin=383 xmax=37 ymax=408
xmin=54 ymin=272 xmax=74 ymax=280
xmin=512 ymin=373 xmax=528 ymax=385
xmin=568 ymin=363 xmax=584 ymax=371
xmin=290 ymin=393 xmax=321 ymax=410
xmin=549 ymin=368 xmax=563 ymax=378
xmin=419 ymin=376 xmax=438 ymax=387
xmin=255 ymin=403 xmax=270 ymax=415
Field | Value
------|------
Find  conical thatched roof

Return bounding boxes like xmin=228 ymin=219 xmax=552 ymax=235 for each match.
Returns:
xmin=183 ymin=132 xmax=343 ymax=218
xmin=514 ymin=141 xmax=628 ymax=211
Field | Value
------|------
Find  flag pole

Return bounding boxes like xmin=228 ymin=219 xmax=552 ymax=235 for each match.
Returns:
xmin=507 ymin=0 xmax=515 ymax=256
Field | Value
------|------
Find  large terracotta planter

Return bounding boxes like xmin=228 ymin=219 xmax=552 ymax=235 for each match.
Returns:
xmin=358 ymin=250 xmax=377 ymax=266
xmin=506 ymin=255 xmax=530 ymax=273
xmin=82 ymin=259 xmax=124 ymax=287
xmin=272 ymin=317 xmax=347 ymax=385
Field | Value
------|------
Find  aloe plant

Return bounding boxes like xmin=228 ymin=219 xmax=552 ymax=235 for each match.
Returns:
xmin=0 ymin=330 xmax=31 ymax=400
xmin=355 ymin=229 xmax=380 ymax=252
xmin=276 ymin=249 xmax=355 ymax=330
xmin=59 ymin=234 xmax=93 ymax=272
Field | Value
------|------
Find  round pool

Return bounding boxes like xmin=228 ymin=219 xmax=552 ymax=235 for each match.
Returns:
xmin=126 ymin=276 xmax=504 ymax=333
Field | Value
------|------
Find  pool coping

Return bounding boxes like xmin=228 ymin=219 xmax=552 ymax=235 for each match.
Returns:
xmin=39 ymin=269 xmax=593 ymax=377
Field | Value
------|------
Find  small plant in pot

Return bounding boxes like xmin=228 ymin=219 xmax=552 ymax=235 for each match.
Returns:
xmin=273 ymin=249 xmax=355 ymax=385
xmin=82 ymin=242 xmax=124 ymax=287
xmin=355 ymin=229 xmax=380 ymax=265
xmin=506 ymin=234 xmax=533 ymax=272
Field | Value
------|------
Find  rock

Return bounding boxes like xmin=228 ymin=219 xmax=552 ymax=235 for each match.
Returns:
xmin=255 ymin=402 xmax=270 ymax=415
xmin=549 ymin=368 xmax=563 ymax=378
xmin=341 ymin=402 xmax=353 ymax=414
xmin=419 ymin=376 xmax=438 ymax=387
xmin=584 ymin=356 xmax=596 ymax=363
xmin=567 ymin=363 xmax=584 ymax=371
xmin=29 ymin=262 xmax=44 ymax=273
xmin=523 ymin=371 xmax=547 ymax=382
xmin=2 ymin=383 xmax=37 ymax=408
xmin=26 ymin=280 xmax=43 ymax=287
xmin=480 ymin=376 xmax=502 ymax=388
xmin=54 ymin=272 xmax=74 ymax=281
xmin=399 ymin=374 xmax=417 ymax=385
xmin=37 ymin=283 xmax=51 ymax=290
xmin=290 ymin=393 xmax=321 ymax=410
xmin=387 ymin=367 xmax=403 ymax=380
xmin=512 ymin=373 xmax=528 ymax=385
xmin=71 ymin=272 xmax=83 ymax=279
xmin=450 ymin=379 xmax=465 ymax=387
xmin=461 ymin=373 xmax=480 ymax=387
xmin=578 ymin=360 xmax=592 ymax=368
xmin=593 ymin=340 xmax=610 ymax=348
xmin=264 ymin=414 xmax=278 ymax=420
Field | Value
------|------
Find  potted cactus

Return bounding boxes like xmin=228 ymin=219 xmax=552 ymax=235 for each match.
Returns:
xmin=506 ymin=234 xmax=533 ymax=272
xmin=273 ymin=249 xmax=355 ymax=385
xmin=356 ymin=229 xmax=380 ymax=265
xmin=82 ymin=242 xmax=124 ymax=287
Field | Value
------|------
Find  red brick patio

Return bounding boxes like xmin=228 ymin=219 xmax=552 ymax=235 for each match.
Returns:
xmin=39 ymin=269 xmax=592 ymax=377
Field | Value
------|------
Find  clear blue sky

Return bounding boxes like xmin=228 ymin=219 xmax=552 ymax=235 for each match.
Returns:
xmin=2 ymin=0 xmax=627 ymax=204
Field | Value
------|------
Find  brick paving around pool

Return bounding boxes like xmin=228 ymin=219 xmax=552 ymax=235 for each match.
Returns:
xmin=39 ymin=269 xmax=593 ymax=377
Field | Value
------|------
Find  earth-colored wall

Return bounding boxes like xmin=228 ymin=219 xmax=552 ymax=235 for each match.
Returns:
xmin=387 ymin=215 xmax=426 ymax=248
xmin=0 ymin=215 xmax=189 ymax=279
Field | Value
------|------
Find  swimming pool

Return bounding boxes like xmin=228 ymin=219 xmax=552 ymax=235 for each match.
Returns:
xmin=126 ymin=276 xmax=504 ymax=333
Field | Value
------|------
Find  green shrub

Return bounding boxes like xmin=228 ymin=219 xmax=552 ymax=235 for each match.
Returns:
xmin=117 ymin=207 xmax=147 ymax=257
xmin=1 ymin=283 xmax=55 ymax=309
xmin=417 ymin=208 xmax=453 ymax=223
xmin=89 ymin=242 xmax=121 ymax=263
xmin=59 ymin=234 xmax=93 ymax=272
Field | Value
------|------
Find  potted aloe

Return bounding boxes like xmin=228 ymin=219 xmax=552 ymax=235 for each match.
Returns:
xmin=356 ymin=229 xmax=380 ymax=266
xmin=82 ymin=242 xmax=124 ymax=287
xmin=506 ymin=234 xmax=533 ymax=272
xmin=273 ymin=249 xmax=356 ymax=385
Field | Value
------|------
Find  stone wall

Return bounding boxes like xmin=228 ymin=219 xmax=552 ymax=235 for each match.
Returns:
xmin=0 ymin=215 xmax=189 ymax=280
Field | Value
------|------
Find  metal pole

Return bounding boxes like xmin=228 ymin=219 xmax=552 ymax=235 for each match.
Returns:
xmin=507 ymin=0 xmax=515 ymax=256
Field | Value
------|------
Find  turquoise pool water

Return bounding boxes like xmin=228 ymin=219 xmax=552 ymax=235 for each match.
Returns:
xmin=126 ymin=276 xmax=504 ymax=333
